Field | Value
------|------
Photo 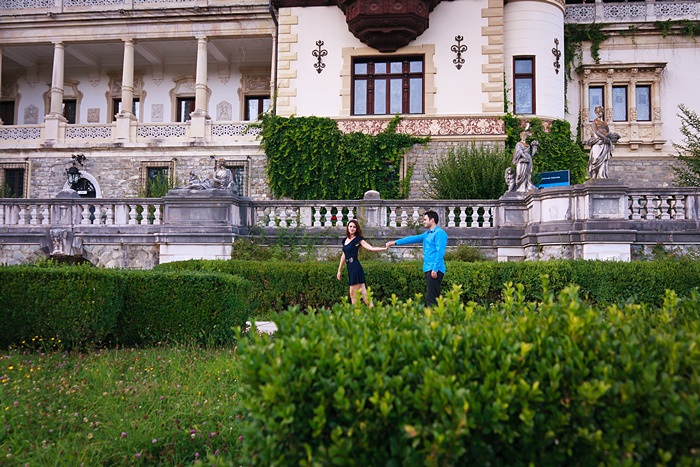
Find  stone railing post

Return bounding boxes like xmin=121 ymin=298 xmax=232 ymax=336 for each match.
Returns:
xmin=359 ymin=190 xmax=383 ymax=228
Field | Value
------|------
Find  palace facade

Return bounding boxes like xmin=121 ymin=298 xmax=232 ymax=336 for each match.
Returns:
xmin=1 ymin=0 xmax=698 ymax=201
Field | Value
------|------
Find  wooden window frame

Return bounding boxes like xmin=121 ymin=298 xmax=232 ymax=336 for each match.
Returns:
xmin=351 ymin=56 xmax=425 ymax=116
xmin=513 ymin=56 xmax=536 ymax=115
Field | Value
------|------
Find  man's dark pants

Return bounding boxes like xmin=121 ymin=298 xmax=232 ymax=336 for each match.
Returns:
xmin=425 ymin=271 xmax=444 ymax=307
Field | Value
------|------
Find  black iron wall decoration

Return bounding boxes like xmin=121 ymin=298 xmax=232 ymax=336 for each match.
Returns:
xmin=312 ymin=40 xmax=327 ymax=74
xmin=552 ymin=38 xmax=562 ymax=74
xmin=451 ymin=35 xmax=468 ymax=70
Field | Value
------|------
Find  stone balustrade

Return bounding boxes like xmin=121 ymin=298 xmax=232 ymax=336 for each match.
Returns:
xmin=1 ymin=182 xmax=699 ymax=267
xmin=0 ymin=0 xmax=264 ymax=13
xmin=1 ymin=198 xmax=164 ymax=226
xmin=565 ymin=1 xmax=699 ymax=24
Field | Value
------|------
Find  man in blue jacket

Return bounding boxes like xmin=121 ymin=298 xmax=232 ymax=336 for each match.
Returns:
xmin=386 ymin=210 xmax=448 ymax=307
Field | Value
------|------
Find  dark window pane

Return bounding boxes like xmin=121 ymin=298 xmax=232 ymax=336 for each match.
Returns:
xmin=177 ymin=98 xmax=195 ymax=122
xmin=0 ymin=101 xmax=15 ymax=125
xmin=4 ymin=168 xmax=24 ymax=198
xmin=636 ymin=85 xmax=651 ymax=121
xmin=612 ymin=86 xmax=627 ymax=121
xmin=63 ymin=100 xmax=77 ymax=124
xmin=147 ymin=167 xmax=170 ymax=197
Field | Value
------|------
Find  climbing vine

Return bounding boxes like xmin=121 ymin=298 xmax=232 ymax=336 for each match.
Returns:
xmin=502 ymin=114 xmax=588 ymax=185
xmin=260 ymin=114 xmax=427 ymax=200
xmin=563 ymin=23 xmax=609 ymax=80
xmin=654 ymin=19 xmax=700 ymax=40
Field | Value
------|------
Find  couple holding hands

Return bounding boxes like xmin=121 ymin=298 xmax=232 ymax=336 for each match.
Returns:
xmin=336 ymin=211 xmax=448 ymax=308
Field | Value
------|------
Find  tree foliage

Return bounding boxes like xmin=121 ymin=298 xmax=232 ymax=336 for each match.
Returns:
xmin=260 ymin=114 xmax=426 ymax=200
xmin=424 ymin=142 xmax=511 ymax=200
xmin=672 ymin=104 xmax=700 ymax=187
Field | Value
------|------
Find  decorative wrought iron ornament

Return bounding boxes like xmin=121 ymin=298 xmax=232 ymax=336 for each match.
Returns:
xmin=552 ymin=38 xmax=562 ymax=74
xmin=451 ymin=35 xmax=467 ymax=70
xmin=312 ymin=40 xmax=327 ymax=74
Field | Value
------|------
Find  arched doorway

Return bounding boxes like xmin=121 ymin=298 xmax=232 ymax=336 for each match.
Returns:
xmin=72 ymin=178 xmax=96 ymax=198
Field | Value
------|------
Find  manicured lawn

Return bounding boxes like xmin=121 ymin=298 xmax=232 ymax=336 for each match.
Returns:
xmin=1 ymin=344 xmax=244 ymax=465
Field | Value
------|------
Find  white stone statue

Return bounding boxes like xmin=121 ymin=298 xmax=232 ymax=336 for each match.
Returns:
xmin=587 ymin=106 xmax=620 ymax=179
xmin=507 ymin=130 xmax=539 ymax=193
xmin=182 ymin=158 xmax=235 ymax=192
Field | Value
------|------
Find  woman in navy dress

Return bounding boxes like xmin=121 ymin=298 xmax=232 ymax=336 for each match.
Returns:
xmin=336 ymin=219 xmax=386 ymax=307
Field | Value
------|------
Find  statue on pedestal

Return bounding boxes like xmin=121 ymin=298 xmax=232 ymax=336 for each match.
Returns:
xmin=505 ymin=130 xmax=539 ymax=193
xmin=587 ymin=106 xmax=620 ymax=179
xmin=182 ymin=158 xmax=236 ymax=193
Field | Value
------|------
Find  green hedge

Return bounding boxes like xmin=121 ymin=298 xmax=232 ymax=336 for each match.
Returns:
xmin=236 ymin=285 xmax=700 ymax=464
xmin=0 ymin=265 xmax=252 ymax=348
xmin=156 ymin=259 xmax=700 ymax=312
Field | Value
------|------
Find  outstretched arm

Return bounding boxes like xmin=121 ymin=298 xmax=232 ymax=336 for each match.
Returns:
xmin=337 ymin=252 xmax=346 ymax=280
xmin=360 ymin=239 xmax=387 ymax=252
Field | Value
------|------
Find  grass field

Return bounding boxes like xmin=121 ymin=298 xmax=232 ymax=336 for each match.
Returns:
xmin=1 ymin=343 xmax=244 ymax=465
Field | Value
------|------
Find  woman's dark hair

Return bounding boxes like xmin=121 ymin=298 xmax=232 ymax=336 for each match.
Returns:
xmin=346 ymin=219 xmax=363 ymax=238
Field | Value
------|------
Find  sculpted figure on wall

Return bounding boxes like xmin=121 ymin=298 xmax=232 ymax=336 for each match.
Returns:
xmin=505 ymin=130 xmax=539 ymax=193
xmin=587 ymin=106 xmax=620 ymax=179
xmin=182 ymin=158 xmax=236 ymax=193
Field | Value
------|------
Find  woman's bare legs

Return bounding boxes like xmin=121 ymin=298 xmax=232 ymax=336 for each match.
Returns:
xmin=349 ymin=284 xmax=373 ymax=308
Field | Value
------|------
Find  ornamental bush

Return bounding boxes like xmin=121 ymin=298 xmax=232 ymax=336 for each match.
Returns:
xmin=236 ymin=285 xmax=700 ymax=464
xmin=0 ymin=265 xmax=252 ymax=348
xmin=424 ymin=142 xmax=511 ymax=199
xmin=157 ymin=258 xmax=700 ymax=312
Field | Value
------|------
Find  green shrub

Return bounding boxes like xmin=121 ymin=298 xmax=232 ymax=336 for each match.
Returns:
xmin=117 ymin=270 xmax=252 ymax=346
xmin=236 ymin=285 xmax=700 ymax=465
xmin=157 ymin=259 xmax=700 ymax=312
xmin=0 ymin=265 xmax=252 ymax=348
xmin=0 ymin=265 xmax=123 ymax=348
xmin=444 ymin=243 xmax=488 ymax=262
xmin=424 ymin=142 xmax=511 ymax=199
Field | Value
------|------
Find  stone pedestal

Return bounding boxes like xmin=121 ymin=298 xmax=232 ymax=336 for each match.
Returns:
xmin=158 ymin=188 xmax=237 ymax=263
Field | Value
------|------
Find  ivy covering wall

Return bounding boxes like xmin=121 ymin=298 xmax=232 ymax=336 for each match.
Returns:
xmin=260 ymin=115 xmax=427 ymax=200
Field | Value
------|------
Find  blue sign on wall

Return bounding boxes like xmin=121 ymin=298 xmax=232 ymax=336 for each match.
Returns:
xmin=534 ymin=170 xmax=570 ymax=188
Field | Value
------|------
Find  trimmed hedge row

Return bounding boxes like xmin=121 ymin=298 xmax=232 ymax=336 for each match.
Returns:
xmin=0 ymin=265 xmax=252 ymax=348
xmin=236 ymin=285 xmax=700 ymax=465
xmin=156 ymin=259 xmax=700 ymax=312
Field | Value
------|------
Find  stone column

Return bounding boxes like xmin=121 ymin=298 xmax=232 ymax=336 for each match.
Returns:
xmin=0 ymin=47 xmax=3 ymax=124
xmin=604 ymin=68 xmax=614 ymax=123
xmin=629 ymin=72 xmax=639 ymax=150
xmin=190 ymin=36 xmax=210 ymax=139
xmin=44 ymin=41 xmax=67 ymax=142
xmin=115 ymin=39 xmax=137 ymax=141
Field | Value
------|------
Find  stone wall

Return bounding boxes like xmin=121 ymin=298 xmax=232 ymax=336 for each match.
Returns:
xmin=609 ymin=157 xmax=678 ymax=187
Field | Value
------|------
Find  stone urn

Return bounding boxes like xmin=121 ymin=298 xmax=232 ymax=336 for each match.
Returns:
xmin=337 ymin=0 xmax=444 ymax=52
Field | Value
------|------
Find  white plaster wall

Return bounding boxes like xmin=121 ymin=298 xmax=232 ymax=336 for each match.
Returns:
xmin=294 ymin=6 xmax=354 ymax=117
xmin=416 ymin=0 xmax=489 ymax=115
xmin=565 ymin=39 xmax=700 ymax=155
xmin=293 ymin=0 xmax=490 ymax=117
xmin=504 ymin=0 xmax=565 ymax=119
